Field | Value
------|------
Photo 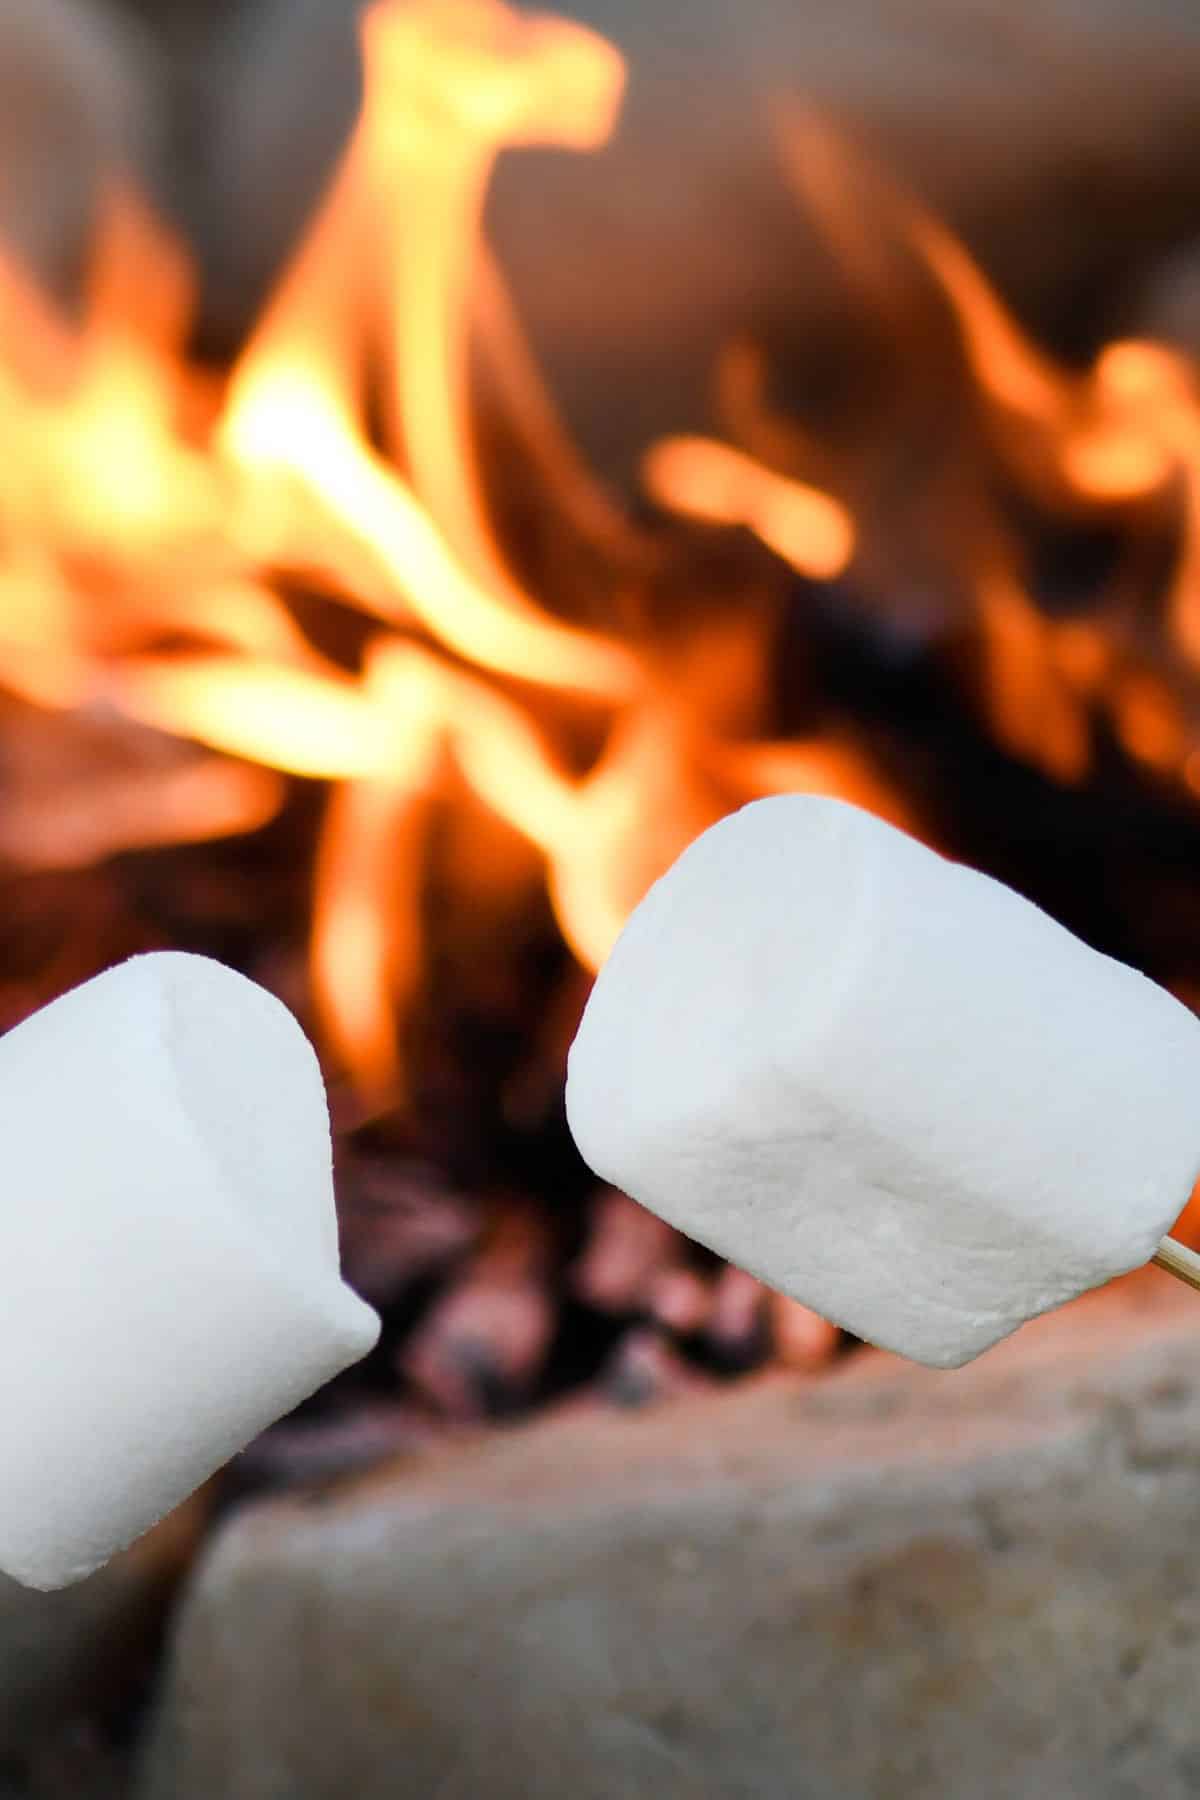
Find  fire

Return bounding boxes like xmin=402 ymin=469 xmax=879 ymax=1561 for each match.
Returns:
xmin=0 ymin=0 xmax=909 ymax=1105
xmin=643 ymin=438 xmax=855 ymax=581
xmin=4 ymin=0 xmax=1200 ymax=1110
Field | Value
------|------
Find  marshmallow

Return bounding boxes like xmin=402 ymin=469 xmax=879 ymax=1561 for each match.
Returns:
xmin=566 ymin=797 xmax=1200 ymax=1368
xmin=0 ymin=953 xmax=378 ymax=1590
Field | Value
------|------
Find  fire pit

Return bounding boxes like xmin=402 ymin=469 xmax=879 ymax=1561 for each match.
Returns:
xmin=6 ymin=0 xmax=1200 ymax=1793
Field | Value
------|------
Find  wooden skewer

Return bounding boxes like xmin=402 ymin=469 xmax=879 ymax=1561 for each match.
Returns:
xmin=1152 ymin=1234 xmax=1200 ymax=1294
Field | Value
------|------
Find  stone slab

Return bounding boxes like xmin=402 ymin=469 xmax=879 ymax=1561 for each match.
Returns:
xmin=140 ymin=1274 xmax=1200 ymax=1798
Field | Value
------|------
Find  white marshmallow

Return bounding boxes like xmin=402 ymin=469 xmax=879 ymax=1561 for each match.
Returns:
xmin=0 ymin=953 xmax=378 ymax=1590
xmin=566 ymin=796 xmax=1200 ymax=1368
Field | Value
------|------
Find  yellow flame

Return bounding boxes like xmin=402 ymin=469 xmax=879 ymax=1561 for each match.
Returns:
xmin=107 ymin=656 xmax=394 ymax=781
xmin=361 ymin=0 xmax=624 ymax=584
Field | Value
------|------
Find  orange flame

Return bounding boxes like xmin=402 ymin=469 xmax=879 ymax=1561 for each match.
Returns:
xmin=643 ymin=437 xmax=855 ymax=580
xmin=768 ymin=111 xmax=1200 ymax=808
xmin=7 ymin=0 xmax=1191 ymax=1111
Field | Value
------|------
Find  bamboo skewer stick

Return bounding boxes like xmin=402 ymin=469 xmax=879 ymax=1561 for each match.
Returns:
xmin=1152 ymin=1234 xmax=1200 ymax=1294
